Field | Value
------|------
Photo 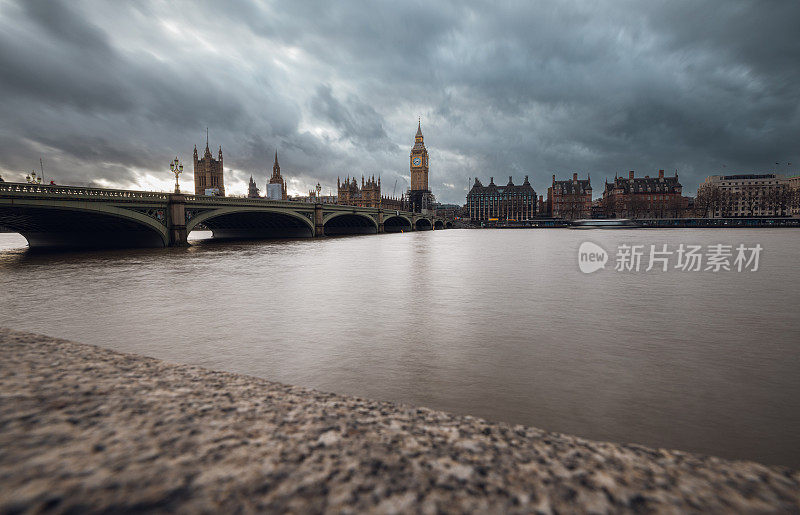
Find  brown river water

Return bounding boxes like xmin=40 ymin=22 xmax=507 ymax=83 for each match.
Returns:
xmin=1 ymin=228 xmax=798 ymax=467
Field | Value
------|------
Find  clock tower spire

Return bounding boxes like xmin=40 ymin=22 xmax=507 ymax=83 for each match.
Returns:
xmin=410 ymin=119 xmax=429 ymax=192
xmin=408 ymin=119 xmax=434 ymax=212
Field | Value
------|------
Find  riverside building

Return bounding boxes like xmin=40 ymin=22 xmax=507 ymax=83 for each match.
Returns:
xmin=546 ymin=173 xmax=592 ymax=219
xmin=697 ymin=174 xmax=794 ymax=218
xmin=466 ymin=176 xmax=536 ymax=221
xmin=601 ymin=170 xmax=684 ymax=218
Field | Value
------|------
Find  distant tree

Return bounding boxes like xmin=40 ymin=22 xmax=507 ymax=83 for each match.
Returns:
xmin=773 ymin=185 xmax=791 ymax=217
xmin=653 ymin=196 xmax=665 ymax=218
xmin=697 ymin=185 xmax=732 ymax=218
xmin=667 ymin=195 xmax=685 ymax=218
xmin=790 ymin=187 xmax=800 ymax=216
xmin=626 ymin=196 xmax=648 ymax=219
xmin=743 ymin=189 xmax=759 ymax=217
xmin=695 ymin=187 xmax=712 ymax=217
xmin=718 ymin=188 xmax=726 ymax=217
xmin=564 ymin=198 xmax=584 ymax=220
xmin=602 ymin=196 xmax=617 ymax=218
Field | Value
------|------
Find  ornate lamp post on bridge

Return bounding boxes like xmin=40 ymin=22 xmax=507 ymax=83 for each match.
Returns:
xmin=169 ymin=157 xmax=184 ymax=194
xmin=25 ymin=171 xmax=42 ymax=185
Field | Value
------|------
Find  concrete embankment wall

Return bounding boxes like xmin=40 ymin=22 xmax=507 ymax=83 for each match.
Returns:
xmin=1 ymin=327 xmax=798 ymax=513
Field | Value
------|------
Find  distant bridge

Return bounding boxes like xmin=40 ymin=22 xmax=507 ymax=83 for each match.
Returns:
xmin=0 ymin=183 xmax=446 ymax=248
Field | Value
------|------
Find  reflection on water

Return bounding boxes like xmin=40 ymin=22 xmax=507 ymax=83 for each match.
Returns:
xmin=1 ymin=229 xmax=799 ymax=467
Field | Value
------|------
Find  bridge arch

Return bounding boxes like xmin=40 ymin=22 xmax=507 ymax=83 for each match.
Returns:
xmin=446 ymin=221 xmax=453 ymax=229
xmin=434 ymin=220 xmax=444 ymax=230
xmin=322 ymin=212 xmax=378 ymax=235
xmin=383 ymin=214 xmax=412 ymax=233
xmin=415 ymin=218 xmax=433 ymax=231
xmin=187 ymin=207 xmax=314 ymax=239
xmin=0 ymin=203 xmax=169 ymax=248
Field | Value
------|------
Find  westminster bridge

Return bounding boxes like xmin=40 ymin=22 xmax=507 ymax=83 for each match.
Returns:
xmin=0 ymin=182 xmax=446 ymax=248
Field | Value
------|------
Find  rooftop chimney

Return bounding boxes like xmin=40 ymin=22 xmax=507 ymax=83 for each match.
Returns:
xmin=629 ymin=170 xmax=635 ymax=179
xmin=659 ymin=169 xmax=664 ymax=178
xmin=573 ymin=173 xmax=578 ymax=182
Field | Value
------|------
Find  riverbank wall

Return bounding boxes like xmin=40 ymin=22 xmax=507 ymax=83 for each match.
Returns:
xmin=469 ymin=217 xmax=800 ymax=229
xmin=1 ymin=327 xmax=798 ymax=513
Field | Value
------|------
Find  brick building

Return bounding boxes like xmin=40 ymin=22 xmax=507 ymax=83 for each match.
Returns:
xmin=546 ymin=173 xmax=592 ymax=219
xmin=193 ymin=136 xmax=225 ymax=196
xmin=407 ymin=121 xmax=435 ymax=212
xmin=602 ymin=170 xmax=684 ymax=218
xmin=466 ymin=176 xmax=536 ymax=221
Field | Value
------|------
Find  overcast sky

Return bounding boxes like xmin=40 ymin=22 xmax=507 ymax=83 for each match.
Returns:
xmin=0 ymin=0 xmax=798 ymax=202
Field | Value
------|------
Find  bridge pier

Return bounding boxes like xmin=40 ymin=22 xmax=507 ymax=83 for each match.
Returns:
xmin=314 ymin=203 xmax=324 ymax=237
xmin=167 ymin=194 xmax=189 ymax=247
xmin=377 ymin=210 xmax=384 ymax=234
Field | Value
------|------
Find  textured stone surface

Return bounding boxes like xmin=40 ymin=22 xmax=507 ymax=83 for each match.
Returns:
xmin=0 ymin=327 xmax=798 ymax=513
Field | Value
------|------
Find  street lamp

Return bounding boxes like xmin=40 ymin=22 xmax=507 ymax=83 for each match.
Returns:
xmin=170 ymin=157 xmax=183 ymax=194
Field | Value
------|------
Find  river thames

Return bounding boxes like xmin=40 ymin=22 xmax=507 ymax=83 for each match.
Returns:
xmin=1 ymin=228 xmax=798 ymax=467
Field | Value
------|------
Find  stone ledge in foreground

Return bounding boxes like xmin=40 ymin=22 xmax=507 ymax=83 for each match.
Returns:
xmin=0 ymin=327 xmax=798 ymax=513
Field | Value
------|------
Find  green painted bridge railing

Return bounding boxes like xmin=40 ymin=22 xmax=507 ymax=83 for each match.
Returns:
xmin=0 ymin=182 xmax=171 ymax=200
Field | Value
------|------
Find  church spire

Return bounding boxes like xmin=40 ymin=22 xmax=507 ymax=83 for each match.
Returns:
xmin=416 ymin=117 xmax=422 ymax=137
xmin=267 ymin=149 xmax=287 ymax=200
xmin=272 ymin=149 xmax=281 ymax=180
xmin=204 ymin=127 xmax=211 ymax=157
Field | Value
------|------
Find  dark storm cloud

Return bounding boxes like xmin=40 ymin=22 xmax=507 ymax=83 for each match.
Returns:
xmin=0 ymin=0 xmax=798 ymax=201
xmin=310 ymin=84 xmax=397 ymax=151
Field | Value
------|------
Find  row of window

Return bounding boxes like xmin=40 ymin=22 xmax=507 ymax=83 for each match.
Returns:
xmin=196 ymin=175 xmax=221 ymax=187
xmin=468 ymin=196 xmax=534 ymax=200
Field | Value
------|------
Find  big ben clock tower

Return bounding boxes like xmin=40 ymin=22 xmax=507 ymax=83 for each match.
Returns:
xmin=408 ymin=119 xmax=434 ymax=212
xmin=410 ymin=119 xmax=429 ymax=192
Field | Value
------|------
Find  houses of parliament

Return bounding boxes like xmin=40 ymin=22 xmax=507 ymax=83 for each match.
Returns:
xmin=193 ymin=134 xmax=225 ymax=196
xmin=337 ymin=121 xmax=433 ymax=211
xmin=195 ymin=122 xmax=433 ymax=212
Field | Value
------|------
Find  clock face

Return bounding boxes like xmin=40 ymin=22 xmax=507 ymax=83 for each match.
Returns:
xmin=412 ymin=157 xmax=422 ymax=167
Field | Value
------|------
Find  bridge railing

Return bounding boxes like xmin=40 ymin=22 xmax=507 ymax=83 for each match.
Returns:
xmin=0 ymin=182 xmax=170 ymax=200
xmin=183 ymin=195 xmax=306 ymax=209
xmin=183 ymin=195 xmax=418 ymax=216
xmin=1 ymin=182 xmax=425 ymax=217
